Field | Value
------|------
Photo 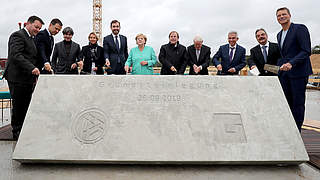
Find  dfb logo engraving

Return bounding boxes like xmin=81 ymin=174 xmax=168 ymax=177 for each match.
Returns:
xmin=72 ymin=108 xmax=107 ymax=144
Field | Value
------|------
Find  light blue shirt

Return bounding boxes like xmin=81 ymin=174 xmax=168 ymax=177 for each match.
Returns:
xmin=280 ymin=30 xmax=288 ymax=48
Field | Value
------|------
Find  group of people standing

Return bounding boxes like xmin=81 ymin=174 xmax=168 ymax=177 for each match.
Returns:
xmin=34 ymin=20 xmax=105 ymax=75
xmin=4 ymin=7 xmax=312 ymax=140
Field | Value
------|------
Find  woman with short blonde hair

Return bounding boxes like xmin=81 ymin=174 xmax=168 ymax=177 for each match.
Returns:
xmin=135 ymin=33 xmax=147 ymax=43
xmin=124 ymin=33 xmax=157 ymax=75
xmin=79 ymin=32 xmax=105 ymax=74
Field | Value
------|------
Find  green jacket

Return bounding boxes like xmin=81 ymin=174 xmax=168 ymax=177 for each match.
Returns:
xmin=125 ymin=46 xmax=157 ymax=75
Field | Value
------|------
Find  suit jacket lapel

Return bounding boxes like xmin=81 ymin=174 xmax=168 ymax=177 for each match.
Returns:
xmin=222 ymin=45 xmax=231 ymax=67
xmin=62 ymin=42 xmax=67 ymax=56
xmin=109 ymin=34 xmax=119 ymax=52
xmin=199 ymin=47 xmax=204 ymax=62
xmin=281 ymin=23 xmax=293 ymax=53
xmin=45 ymin=30 xmax=54 ymax=50
xmin=118 ymin=35 xmax=122 ymax=52
xmin=277 ymin=32 xmax=282 ymax=51
xmin=22 ymin=29 xmax=37 ymax=53
xmin=279 ymin=23 xmax=293 ymax=52
xmin=119 ymin=35 xmax=124 ymax=52
xmin=191 ymin=46 xmax=197 ymax=63
xmin=224 ymin=45 xmax=229 ymax=63
xmin=267 ymin=43 xmax=275 ymax=63
xmin=70 ymin=42 xmax=74 ymax=56
xmin=233 ymin=46 xmax=239 ymax=63
xmin=255 ymin=46 xmax=265 ymax=64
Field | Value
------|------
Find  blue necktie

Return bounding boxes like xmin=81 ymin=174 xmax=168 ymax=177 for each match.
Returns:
xmin=49 ymin=36 xmax=54 ymax=50
xmin=262 ymin=45 xmax=268 ymax=63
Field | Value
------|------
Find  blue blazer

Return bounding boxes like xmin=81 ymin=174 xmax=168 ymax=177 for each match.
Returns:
xmin=277 ymin=23 xmax=313 ymax=78
xmin=103 ymin=34 xmax=128 ymax=73
xmin=213 ymin=44 xmax=246 ymax=75
xmin=34 ymin=29 xmax=53 ymax=70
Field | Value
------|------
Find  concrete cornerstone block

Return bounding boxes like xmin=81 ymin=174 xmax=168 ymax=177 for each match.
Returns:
xmin=12 ymin=75 xmax=308 ymax=164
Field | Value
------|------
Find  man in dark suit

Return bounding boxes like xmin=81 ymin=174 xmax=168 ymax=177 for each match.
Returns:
xmin=187 ymin=35 xmax=211 ymax=75
xmin=213 ymin=31 xmax=246 ymax=75
xmin=34 ymin=18 xmax=62 ymax=74
xmin=4 ymin=16 xmax=44 ymax=140
xmin=248 ymin=28 xmax=281 ymax=76
xmin=276 ymin=7 xmax=313 ymax=132
xmin=103 ymin=20 xmax=128 ymax=74
xmin=159 ymin=31 xmax=188 ymax=75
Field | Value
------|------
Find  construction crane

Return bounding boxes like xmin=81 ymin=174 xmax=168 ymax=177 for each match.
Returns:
xmin=93 ymin=0 xmax=102 ymax=45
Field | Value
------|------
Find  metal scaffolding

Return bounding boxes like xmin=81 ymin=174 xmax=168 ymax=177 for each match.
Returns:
xmin=93 ymin=0 xmax=102 ymax=45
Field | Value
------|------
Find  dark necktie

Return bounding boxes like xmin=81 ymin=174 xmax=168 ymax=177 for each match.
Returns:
xmin=229 ymin=47 xmax=235 ymax=62
xmin=262 ymin=45 xmax=268 ymax=63
xmin=115 ymin=35 xmax=121 ymax=63
xmin=115 ymin=35 xmax=120 ymax=51
xmin=49 ymin=36 xmax=54 ymax=50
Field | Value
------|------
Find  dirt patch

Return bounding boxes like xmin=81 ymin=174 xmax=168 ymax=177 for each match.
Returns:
xmin=311 ymin=54 xmax=320 ymax=74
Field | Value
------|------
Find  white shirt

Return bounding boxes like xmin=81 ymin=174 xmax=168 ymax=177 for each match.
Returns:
xmin=229 ymin=44 xmax=237 ymax=60
xmin=24 ymin=28 xmax=32 ymax=38
xmin=46 ymin=28 xmax=52 ymax=36
xmin=260 ymin=41 xmax=269 ymax=56
xmin=106 ymin=33 xmax=122 ymax=62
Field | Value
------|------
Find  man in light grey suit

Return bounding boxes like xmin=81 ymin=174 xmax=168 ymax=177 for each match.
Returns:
xmin=51 ymin=27 xmax=81 ymax=74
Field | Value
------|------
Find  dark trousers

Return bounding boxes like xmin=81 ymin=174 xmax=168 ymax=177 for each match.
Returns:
xmin=278 ymin=75 xmax=308 ymax=132
xmin=8 ymin=82 xmax=35 ymax=138
xmin=108 ymin=62 xmax=125 ymax=75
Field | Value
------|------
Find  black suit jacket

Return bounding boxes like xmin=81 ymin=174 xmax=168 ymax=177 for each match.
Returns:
xmin=80 ymin=44 xmax=105 ymax=74
xmin=159 ymin=42 xmax=188 ymax=75
xmin=34 ymin=29 xmax=54 ymax=72
xmin=51 ymin=41 xmax=81 ymax=74
xmin=4 ymin=29 xmax=38 ymax=84
xmin=187 ymin=44 xmax=211 ymax=75
xmin=248 ymin=42 xmax=281 ymax=76
xmin=103 ymin=34 xmax=128 ymax=74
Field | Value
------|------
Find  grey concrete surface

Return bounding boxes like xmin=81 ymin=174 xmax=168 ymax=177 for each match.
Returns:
xmin=305 ymin=89 xmax=320 ymax=122
xmin=13 ymin=75 xmax=308 ymax=164
xmin=1 ymin=141 xmax=320 ymax=180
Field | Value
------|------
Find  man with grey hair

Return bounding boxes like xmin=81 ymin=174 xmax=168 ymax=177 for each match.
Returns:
xmin=186 ymin=35 xmax=211 ymax=75
xmin=248 ymin=28 xmax=280 ymax=76
xmin=213 ymin=31 xmax=246 ymax=75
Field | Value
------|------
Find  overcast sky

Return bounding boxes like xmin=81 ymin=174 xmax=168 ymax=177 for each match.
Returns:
xmin=0 ymin=0 xmax=319 ymax=58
